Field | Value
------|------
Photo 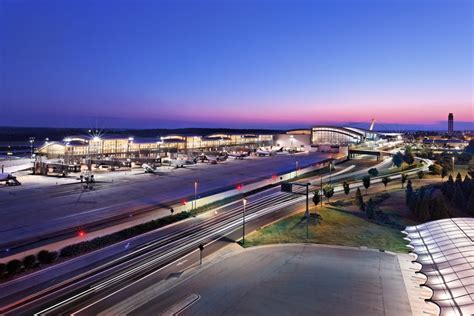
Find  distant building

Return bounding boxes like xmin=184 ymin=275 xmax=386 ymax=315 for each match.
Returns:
xmin=448 ymin=113 xmax=454 ymax=134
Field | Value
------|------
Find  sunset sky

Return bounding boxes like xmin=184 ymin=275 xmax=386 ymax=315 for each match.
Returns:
xmin=1 ymin=0 xmax=472 ymax=130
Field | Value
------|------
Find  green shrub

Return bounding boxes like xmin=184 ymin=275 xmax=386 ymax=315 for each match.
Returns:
xmin=37 ymin=250 xmax=58 ymax=264
xmin=6 ymin=259 xmax=22 ymax=274
xmin=61 ymin=211 xmax=193 ymax=258
xmin=37 ymin=250 xmax=50 ymax=264
xmin=0 ymin=263 xmax=6 ymax=277
xmin=48 ymin=251 xmax=59 ymax=263
xmin=23 ymin=255 xmax=37 ymax=269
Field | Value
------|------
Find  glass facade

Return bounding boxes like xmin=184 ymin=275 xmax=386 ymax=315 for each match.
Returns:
xmin=311 ymin=127 xmax=363 ymax=145
xmin=404 ymin=218 xmax=474 ymax=316
xmin=38 ymin=134 xmax=273 ymax=158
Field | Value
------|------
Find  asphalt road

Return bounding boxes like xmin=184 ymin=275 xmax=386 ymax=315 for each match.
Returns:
xmin=131 ymin=244 xmax=412 ymax=316
xmin=1 ymin=183 xmax=308 ymax=315
xmin=0 ymin=152 xmax=329 ymax=251
xmin=1 ymin=155 xmax=426 ymax=315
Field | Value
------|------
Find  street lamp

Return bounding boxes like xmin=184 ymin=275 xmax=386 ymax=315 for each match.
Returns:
xmin=194 ymin=180 xmax=199 ymax=211
xmin=242 ymin=198 xmax=247 ymax=244
xmin=452 ymin=156 xmax=455 ymax=175
xmin=29 ymin=137 xmax=35 ymax=158
xmin=329 ymin=159 xmax=333 ymax=183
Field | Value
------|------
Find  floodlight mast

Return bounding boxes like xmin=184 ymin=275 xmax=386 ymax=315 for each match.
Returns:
xmin=280 ymin=182 xmax=311 ymax=239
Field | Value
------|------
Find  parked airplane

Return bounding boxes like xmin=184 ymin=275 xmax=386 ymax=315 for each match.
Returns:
xmin=142 ymin=163 xmax=160 ymax=173
xmin=226 ymin=151 xmax=250 ymax=160
xmin=162 ymin=157 xmax=197 ymax=168
xmin=256 ymin=147 xmax=283 ymax=156
xmin=0 ymin=172 xmax=21 ymax=186
xmin=201 ymin=153 xmax=228 ymax=163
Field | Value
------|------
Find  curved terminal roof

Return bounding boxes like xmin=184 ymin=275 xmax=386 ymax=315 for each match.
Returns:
xmin=403 ymin=218 xmax=474 ymax=316
xmin=312 ymin=126 xmax=366 ymax=138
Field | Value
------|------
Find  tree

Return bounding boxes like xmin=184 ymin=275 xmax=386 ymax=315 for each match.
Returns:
xmin=465 ymin=140 xmax=474 ymax=154
xmin=37 ymin=250 xmax=58 ymax=264
xmin=429 ymin=163 xmax=442 ymax=175
xmin=355 ymin=187 xmax=365 ymax=211
xmin=6 ymin=259 xmax=22 ymax=275
xmin=430 ymin=196 xmax=450 ymax=220
xmin=323 ymin=184 xmax=335 ymax=202
xmin=368 ymin=168 xmax=378 ymax=177
xmin=455 ymin=172 xmax=463 ymax=186
xmin=417 ymin=170 xmax=425 ymax=179
xmin=23 ymin=255 xmax=37 ymax=269
xmin=312 ymin=191 xmax=321 ymax=207
xmin=343 ymin=181 xmax=350 ymax=195
xmin=392 ymin=152 xmax=404 ymax=169
xmin=405 ymin=180 xmax=414 ymax=205
xmin=453 ymin=185 xmax=465 ymax=210
xmin=467 ymin=192 xmax=474 ymax=216
xmin=403 ymin=150 xmax=415 ymax=165
xmin=362 ymin=176 xmax=371 ymax=195
xmin=441 ymin=167 xmax=448 ymax=180
xmin=366 ymin=198 xmax=376 ymax=220
xmin=381 ymin=176 xmax=390 ymax=190
xmin=0 ymin=264 xmax=6 ymax=278
xmin=462 ymin=175 xmax=472 ymax=198
xmin=444 ymin=175 xmax=455 ymax=200
xmin=401 ymin=173 xmax=408 ymax=188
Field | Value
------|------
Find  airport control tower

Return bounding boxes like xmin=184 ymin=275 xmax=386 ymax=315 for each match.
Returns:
xmin=448 ymin=113 xmax=454 ymax=134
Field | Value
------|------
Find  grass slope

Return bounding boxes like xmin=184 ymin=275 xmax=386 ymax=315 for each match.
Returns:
xmin=243 ymin=207 xmax=409 ymax=253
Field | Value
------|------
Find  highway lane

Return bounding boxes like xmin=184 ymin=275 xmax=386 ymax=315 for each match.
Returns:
xmin=62 ymin=158 xmax=433 ymax=316
xmin=1 ymin=187 xmax=305 ymax=315
xmin=58 ymin=158 xmax=414 ymax=315
xmin=2 ymin=155 xmax=421 ymax=314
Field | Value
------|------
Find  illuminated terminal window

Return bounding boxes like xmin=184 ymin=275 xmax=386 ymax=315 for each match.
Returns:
xmin=311 ymin=127 xmax=363 ymax=145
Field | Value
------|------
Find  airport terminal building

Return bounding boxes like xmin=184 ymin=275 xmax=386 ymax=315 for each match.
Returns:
xmin=38 ymin=133 xmax=274 ymax=160
xmin=274 ymin=126 xmax=385 ymax=151
xmin=37 ymin=125 xmax=395 ymax=160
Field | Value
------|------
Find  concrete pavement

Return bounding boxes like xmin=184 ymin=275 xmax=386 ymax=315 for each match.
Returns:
xmin=0 ymin=152 xmax=330 ymax=253
xmin=126 ymin=244 xmax=413 ymax=316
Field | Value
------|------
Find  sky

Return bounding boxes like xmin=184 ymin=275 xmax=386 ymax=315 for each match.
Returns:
xmin=0 ymin=0 xmax=472 ymax=130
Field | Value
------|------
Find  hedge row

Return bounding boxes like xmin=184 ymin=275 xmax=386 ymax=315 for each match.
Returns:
xmin=0 ymin=250 xmax=59 ymax=279
xmin=60 ymin=211 xmax=192 ymax=257
xmin=60 ymin=193 xmax=255 ymax=258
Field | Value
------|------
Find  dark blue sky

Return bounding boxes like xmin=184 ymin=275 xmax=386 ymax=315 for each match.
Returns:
xmin=1 ymin=0 xmax=472 ymax=129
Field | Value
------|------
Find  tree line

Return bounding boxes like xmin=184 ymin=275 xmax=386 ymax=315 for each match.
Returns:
xmin=406 ymin=173 xmax=474 ymax=222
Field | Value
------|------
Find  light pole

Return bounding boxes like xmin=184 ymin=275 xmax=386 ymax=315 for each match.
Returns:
xmin=194 ymin=180 xmax=199 ymax=211
xmin=242 ymin=198 xmax=247 ymax=244
xmin=452 ymin=156 xmax=455 ymax=175
xmin=329 ymin=159 xmax=333 ymax=184
xmin=295 ymin=161 xmax=299 ymax=178
xmin=29 ymin=137 xmax=35 ymax=158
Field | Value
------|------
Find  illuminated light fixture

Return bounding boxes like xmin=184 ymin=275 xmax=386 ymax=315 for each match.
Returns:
xmin=93 ymin=136 xmax=101 ymax=142
xmin=236 ymin=184 xmax=244 ymax=191
xmin=78 ymin=230 xmax=86 ymax=237
xmin=128 ymin=137 xmax=134 ymax=141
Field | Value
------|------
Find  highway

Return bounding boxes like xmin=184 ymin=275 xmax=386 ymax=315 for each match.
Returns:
xmin=2 ymin=185 xmax=309 ymax=315
xmin=1 ymin=154 xmax=430 ymax=315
